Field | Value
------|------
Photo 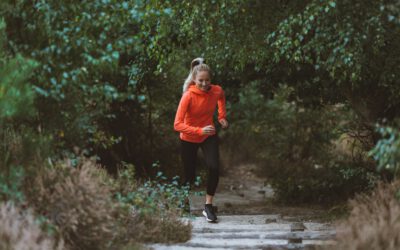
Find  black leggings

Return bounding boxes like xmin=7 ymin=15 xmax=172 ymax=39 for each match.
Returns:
xmin=181 ymin=135 xmax=220 ymax=196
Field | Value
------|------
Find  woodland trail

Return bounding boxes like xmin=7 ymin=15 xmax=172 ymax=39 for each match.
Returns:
xmin=149 ymin=164 xmax=337 ymax=250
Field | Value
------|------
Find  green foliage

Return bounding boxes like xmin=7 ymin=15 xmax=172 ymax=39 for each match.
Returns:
xmin=1 ymin=0 xmax=184 ymax=169
xmin=264 ymin=0 xmax=400 ymax=122
xmin=0 ymin=166 xmax=25 ymax=204
xmin=271 ymin=160 xmax=377 ymax=203
xmin=79 ymin=159 xmax=194 ymax=243
xmin=104 ymin=162 xmax=192 ymax=244
xmin=114 ymin=163 xmax=190 ymax=216
xmin=229 ymin=82 xmax=338 ymax=164
xmin=0 ymin=0 xmax=313 ymax=173
xmin=227 ymin=82 xmax=377 ymax=203
xmin=0 ymin=17 xmax=52 ymax=169
xmin=155 ymin=1 xmax=309 ymax=74
xmin=0 ymin=18 xmax=37 ymax=120
xmin=34 ymin=214 xmax=59 ymax=238
xmin=0 ymin=0 xmax=397 ymax=207
xmin=370 ymin=125 xmax=400 ymax=175
xmin=0 ymin=17 xmax=52 ymax=208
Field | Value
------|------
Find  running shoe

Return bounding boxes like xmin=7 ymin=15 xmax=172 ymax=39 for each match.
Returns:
xmin=202 ymin=204 xmax=217 ymax=222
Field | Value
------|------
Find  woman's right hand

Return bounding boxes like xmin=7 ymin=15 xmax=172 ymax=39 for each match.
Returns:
xmin=201 ymin=125 xmax=215 ymax=135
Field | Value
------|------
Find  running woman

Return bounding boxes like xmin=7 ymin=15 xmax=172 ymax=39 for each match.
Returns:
xmin=174 ymin=58 xmax=228 ymax=222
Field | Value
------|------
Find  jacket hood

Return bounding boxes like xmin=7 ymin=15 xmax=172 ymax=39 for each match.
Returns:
xmin=188 ymin=84 xmax=219 ymax=95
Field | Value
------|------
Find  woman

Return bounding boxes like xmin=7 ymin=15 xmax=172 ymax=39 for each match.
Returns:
xmin=174 ymin=58 xmax=228 ymax=222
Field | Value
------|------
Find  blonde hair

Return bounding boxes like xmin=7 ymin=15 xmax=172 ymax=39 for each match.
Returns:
xmin=182 ymin=57 xmax=209 ymax=93
xmin=192 ymin=63 xmax=211 ymax=80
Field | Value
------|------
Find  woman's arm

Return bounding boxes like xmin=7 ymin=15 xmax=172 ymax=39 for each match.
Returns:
xmin=217 ymin=88 xmax=227 ymax=124
xmin=174 ymin=93 xmax=203 ymax=136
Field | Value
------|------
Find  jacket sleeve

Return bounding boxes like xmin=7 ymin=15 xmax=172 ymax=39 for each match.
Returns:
xmin=217 ymin=88 xmax=227 ymax=121
xmin=174 ymin=93 xmax=203 ymax=136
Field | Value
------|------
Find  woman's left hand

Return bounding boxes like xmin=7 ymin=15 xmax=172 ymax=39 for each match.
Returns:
xmin=219 ymin=119 xmax=229 ymax=129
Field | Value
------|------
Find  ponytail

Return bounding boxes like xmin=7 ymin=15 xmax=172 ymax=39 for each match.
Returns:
xmin=183 ymin=57 xmax=206 ymax=93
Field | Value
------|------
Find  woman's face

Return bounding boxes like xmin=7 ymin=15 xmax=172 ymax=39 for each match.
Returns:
xmin=194 ymin=70 xmax=211 ymax=91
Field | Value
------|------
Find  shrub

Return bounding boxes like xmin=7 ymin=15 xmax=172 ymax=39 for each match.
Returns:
xmin=0 ymin=18 xmax=37 ymax=121
xmin=26 ymin=156 xmax=192 ymax=247
xmin=333 ymin=181 xmax=400 ymax=250
xmin=29 ymin=158 xmax=120 ymax=250
xmin=0 ymin=202 xmax=63 ymax=250
xmin=130 ymin=212 xmax=191 ymax=243
xmin=0 ymin=165 xmax=25 ymax=204
xmin=226 ymin=82 xmax=378 ymax=203
xmin=114 ymin=164 xmax=192 ymax=243
xmin=370 ymin=124 xmax=400 ymax=175
xmin=270 ymin=159 xmax=377 ymax=204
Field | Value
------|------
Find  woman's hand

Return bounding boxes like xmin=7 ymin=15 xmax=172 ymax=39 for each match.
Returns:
xmin=201 ymin=125 xmax=215 ymax=135
xmin=219 ymin=119 xmax=229 ymax=129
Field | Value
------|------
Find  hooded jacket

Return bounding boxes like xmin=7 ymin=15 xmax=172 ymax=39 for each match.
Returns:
xmin=174 ymin=84 xmax=226 ymax=143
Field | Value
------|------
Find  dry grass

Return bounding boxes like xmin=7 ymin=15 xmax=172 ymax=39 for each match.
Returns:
xmin=132 ymin=212 xmax=192 ymax=243
xmin=332 ymin=180 xmax=400 ymax=250
xmin=27 ymin=157 xmax=192 ymax=248
xmin=29 ymin=159 xmax=120 ymax=250
xmin=0 ymin=202 xmax=64 ymax=250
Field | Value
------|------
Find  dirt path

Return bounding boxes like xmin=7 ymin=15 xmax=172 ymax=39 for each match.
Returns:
xmin=149 ymin=164 xmax=337 ymax=249
xmin=192 ymin=164 xmax=332 ymax=218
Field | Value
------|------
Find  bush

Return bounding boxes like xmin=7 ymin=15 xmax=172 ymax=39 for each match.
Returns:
xmin=0 ymin=18 xmax=37 ymax=121
xmin=0 ymin=165 xmax=25 ymax=204
xmin=333 ymin=181 xmax=400 ymax=250
xmin=113 ymin=163 xmax=192 ymax=243
xmin=28 ymin=158 xmax=120 ymax=250
xmin=0 ymin=202 xmax=63 ymax=250
xmin=226 ymin=83 xmax=378 ymax=203
xmin=130 ymin=212 xmax=191 ymax=243
xmin=370 ymin=124 xmax=400 ymax=175
xmin=270 ymin=160 xmax=377 ymax=204
xmin=27 ymin=157 xmax=191 ymax=247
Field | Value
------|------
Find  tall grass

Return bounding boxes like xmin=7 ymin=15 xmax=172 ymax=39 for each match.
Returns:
xmin=28 ymin=159 xmax=120 ymax=250
xmin=0 ymin=202 xmax=64 ymax=250
xmin=333 ymin=181 xmax=400 ymax=250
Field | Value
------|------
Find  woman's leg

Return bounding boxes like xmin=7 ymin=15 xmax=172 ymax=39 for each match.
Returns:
xmin=180 ymin=139 xmax=199 ymax=188
xmin=200 ymin=135 xmax=220 ymax=203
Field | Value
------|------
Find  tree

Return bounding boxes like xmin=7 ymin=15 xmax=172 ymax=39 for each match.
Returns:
xmin=264 ymin=0 xmax=400 ymax=127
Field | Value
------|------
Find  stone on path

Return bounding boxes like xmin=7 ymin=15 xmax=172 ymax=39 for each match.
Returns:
xmin=149 ymin=214 xmax=336 ymax=250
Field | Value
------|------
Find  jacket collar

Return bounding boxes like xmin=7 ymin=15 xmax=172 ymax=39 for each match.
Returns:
xmin=188 ymin=84 xmax=215 ymax=95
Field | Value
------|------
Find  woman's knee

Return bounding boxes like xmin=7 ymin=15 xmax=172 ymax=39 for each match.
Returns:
xmin=209 ymin=165 xmax=219 ymax=176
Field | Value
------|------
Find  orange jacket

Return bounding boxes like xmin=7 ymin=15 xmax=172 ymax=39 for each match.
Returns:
xmin=174 ymin=84 xmax=227 ymax=143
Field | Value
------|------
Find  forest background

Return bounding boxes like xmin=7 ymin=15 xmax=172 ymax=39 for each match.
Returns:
xmin=1 ymin=0 xmax=400 ymax=249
